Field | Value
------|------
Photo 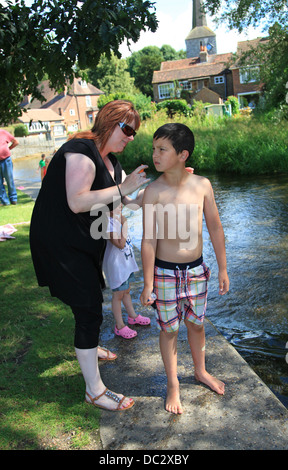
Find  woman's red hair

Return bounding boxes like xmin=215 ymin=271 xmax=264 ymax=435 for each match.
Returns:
xmin=68 ymin=100 xmax=140 ymax=151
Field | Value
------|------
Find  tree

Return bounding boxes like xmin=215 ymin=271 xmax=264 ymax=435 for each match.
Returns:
xmin=202 ymin=0 xmax=288 ymax=32
xmin=127 ymin=46 xmax=164 ymax=97
xmin=160 ymin=45 xmax=186 ymax=61
xmin=87 ymin=52 xmax=136 ymax=95
xmin=127 ymin=45 xmax=186 ymax=97
xmin=0 ymin=0 xmax=158 ymax=125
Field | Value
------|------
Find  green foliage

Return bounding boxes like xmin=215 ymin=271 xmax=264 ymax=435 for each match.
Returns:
xmin=226 ymin=96 xmax=240 ymax=115
xmin=160 ymin=44 xmax=186 ymax=61
xmin=203 ymin=0 xmax=288 ymax=33
xmin=127 ymin=46 xmax=163 ymax=97
xmin=98 ymin=92 xmax=154 ymax=121
xmin=118 ymin=112 xmax=288 ymax=176
xmin=156 ymin=99 xmax=192 ymax=118
xmin=0 ymin=0 xmax=158 ymax=125
xmin=14 ymin=124 xmax=28 ymax=137
xmin=87 ymin=52 xmax=136 ymax=95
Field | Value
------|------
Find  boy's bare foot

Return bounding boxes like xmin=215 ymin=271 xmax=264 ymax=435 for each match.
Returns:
xmin=195 ymin=370 xmax=225 ymax=395
xmin=165 ymin=384 xmax=183 ymax=414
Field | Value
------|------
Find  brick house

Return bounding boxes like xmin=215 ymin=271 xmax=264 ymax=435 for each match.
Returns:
xmin=230 ymin=37 xmax=267 ymax=108
xmin=22 ymin=77 xmax=104 ymax=134
xmin=152 ymin=52 xmax=234 ymax=104
xmin=152 ymin=0 xmax=265 ymax=108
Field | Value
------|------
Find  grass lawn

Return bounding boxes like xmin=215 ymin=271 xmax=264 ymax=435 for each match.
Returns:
xmin=0 ymin=191 xmax=101 ymax=450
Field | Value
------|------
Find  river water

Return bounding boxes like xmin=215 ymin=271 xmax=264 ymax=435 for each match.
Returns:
xmin=13 ymin=157 xmax=288 ymax=407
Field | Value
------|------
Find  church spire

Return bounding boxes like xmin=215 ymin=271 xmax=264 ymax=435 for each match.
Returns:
xmin=185 ymin=0 xmax=217 ymax=58
xmin=193 ymin=0 xmax=207 ymax=29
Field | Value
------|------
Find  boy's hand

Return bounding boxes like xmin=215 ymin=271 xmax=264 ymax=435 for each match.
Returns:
xmin=218 ymin=270 xmax=229 ymax=295
xmin=140 ymin=287 xmax=155 ymax=306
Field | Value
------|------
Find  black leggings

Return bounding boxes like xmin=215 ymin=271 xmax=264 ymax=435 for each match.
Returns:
xmin=72 ymin=305 xmax=103 ymax=349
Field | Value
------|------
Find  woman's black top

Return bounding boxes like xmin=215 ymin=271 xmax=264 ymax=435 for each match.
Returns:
xmin=29 ymin=138 xmax=122 ymax=308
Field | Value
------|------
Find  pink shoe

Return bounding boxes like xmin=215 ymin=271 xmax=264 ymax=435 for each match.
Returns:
xmin=128 ymin=314 xmax=151 ymax=326
xmin=114 ymin=325 xmax=137 ymax=339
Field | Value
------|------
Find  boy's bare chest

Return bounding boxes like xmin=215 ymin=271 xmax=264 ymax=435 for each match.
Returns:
xmin=156 ymin=185 xmax=204 ymax=209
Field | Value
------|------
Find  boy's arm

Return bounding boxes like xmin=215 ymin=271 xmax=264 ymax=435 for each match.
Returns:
xmin=140 ymin=185 xmax=158 ymax=306
xmin=203 ymin=179 xmax=229 ymax=295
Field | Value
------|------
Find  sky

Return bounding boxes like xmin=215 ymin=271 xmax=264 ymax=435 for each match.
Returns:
xmin=119 ymin=0 xmax=265 ymax=57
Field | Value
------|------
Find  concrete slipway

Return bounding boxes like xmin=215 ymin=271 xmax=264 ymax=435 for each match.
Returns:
xmin=16 ymin=179 xmax=288 ymax=451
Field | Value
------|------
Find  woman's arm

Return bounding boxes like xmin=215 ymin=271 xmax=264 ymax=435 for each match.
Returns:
xmin=65 ymin=153 xmax=148 ymax=214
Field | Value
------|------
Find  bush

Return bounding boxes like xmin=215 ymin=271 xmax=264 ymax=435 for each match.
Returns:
xmin=156 ymin=99 xmax=192 ymax=118
xmin=118 ymin=112 xmax=288 ymax=176
xmin=14 ymin=124 xmax=28 ymax=137
xmin=226 ymin=96 xmax=240 ymax=115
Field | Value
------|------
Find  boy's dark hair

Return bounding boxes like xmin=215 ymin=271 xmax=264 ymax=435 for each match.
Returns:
xmin=153 ymin=123 xmax=195 ymax=158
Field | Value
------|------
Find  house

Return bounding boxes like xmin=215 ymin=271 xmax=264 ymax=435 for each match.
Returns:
xmin=152 ymin=52 xmax=234 ymax=103
xmin=18 ymin=108 xmax=65 ymax=138
xmin=230 ymin=37 xmax=267 ymax=108
xmin=152 ymin=0 xmax=265 ymax=109
xmin=21 ymin=77 xmax=104 ymax=134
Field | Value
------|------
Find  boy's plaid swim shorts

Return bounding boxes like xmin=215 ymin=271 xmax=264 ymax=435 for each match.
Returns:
xmin=153 ymin=256 xmax=211 ymax=333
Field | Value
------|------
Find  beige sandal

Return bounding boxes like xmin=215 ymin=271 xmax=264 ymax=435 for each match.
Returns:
xmin=97 ymin=346 xmax=117 ymax=361
xmin=85 ymin=389 xmax=134 ymax=411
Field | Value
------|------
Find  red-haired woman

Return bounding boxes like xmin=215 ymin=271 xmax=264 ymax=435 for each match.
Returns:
xmin=30 ymin=100 xmax=149 ymax=411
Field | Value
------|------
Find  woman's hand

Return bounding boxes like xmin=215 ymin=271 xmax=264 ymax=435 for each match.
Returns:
xmin=120 ymin=165 xmax=150 ymax=197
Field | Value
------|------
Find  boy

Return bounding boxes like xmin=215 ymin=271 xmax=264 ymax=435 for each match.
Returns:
xmin=140 ymin=123 xmax=229 ymax=414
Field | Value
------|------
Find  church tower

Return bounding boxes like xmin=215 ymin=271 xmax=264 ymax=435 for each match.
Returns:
xmin=185 ymin=0 xmax=217 ymax=59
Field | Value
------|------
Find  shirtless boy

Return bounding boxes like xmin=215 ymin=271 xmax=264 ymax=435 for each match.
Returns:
xmin=140 ymin=123 xmax=229 ymax=414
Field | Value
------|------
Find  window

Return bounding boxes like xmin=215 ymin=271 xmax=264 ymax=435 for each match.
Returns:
xmin=69 ymin=109 xmax=75 ymax=116
xmin=240 ymin=66 xmax=260 ymax=84
xmin=80 ymin=80 xmax=87 ymax=88
xmin=214 ymin=76 xmax=224 ymax=84
xmin=86 ymin=95 xmax=92 ymax=107
xmin=178 ymin=81 xmax=192 ymax=90
xmin=67 ymin=123 xmax=79 ymax=132
xmin=28 ymin=121 xmax=50 ymax=133
xmin=158 ymin=83 xmax=174 ymax=99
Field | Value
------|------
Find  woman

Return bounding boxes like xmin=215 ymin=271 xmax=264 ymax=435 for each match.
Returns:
xmin=30 ymin=100 xmax=149 ymax=411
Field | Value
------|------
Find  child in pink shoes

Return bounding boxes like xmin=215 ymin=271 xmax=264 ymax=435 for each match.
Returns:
xmin=103 ymin=205 xmax=150 ymax=339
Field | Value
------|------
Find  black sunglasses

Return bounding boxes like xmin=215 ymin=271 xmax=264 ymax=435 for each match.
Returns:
xmin=118 ymin=122 xmax=137 ymax=137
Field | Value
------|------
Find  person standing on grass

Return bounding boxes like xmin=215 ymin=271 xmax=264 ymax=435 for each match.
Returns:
xmin=30 ymin=100 xmax=149 ymax=411
xmin=140 ymin=123 xmax=229 ymax=414
xmin=0 ymin=129 xmax=18 ymax=206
